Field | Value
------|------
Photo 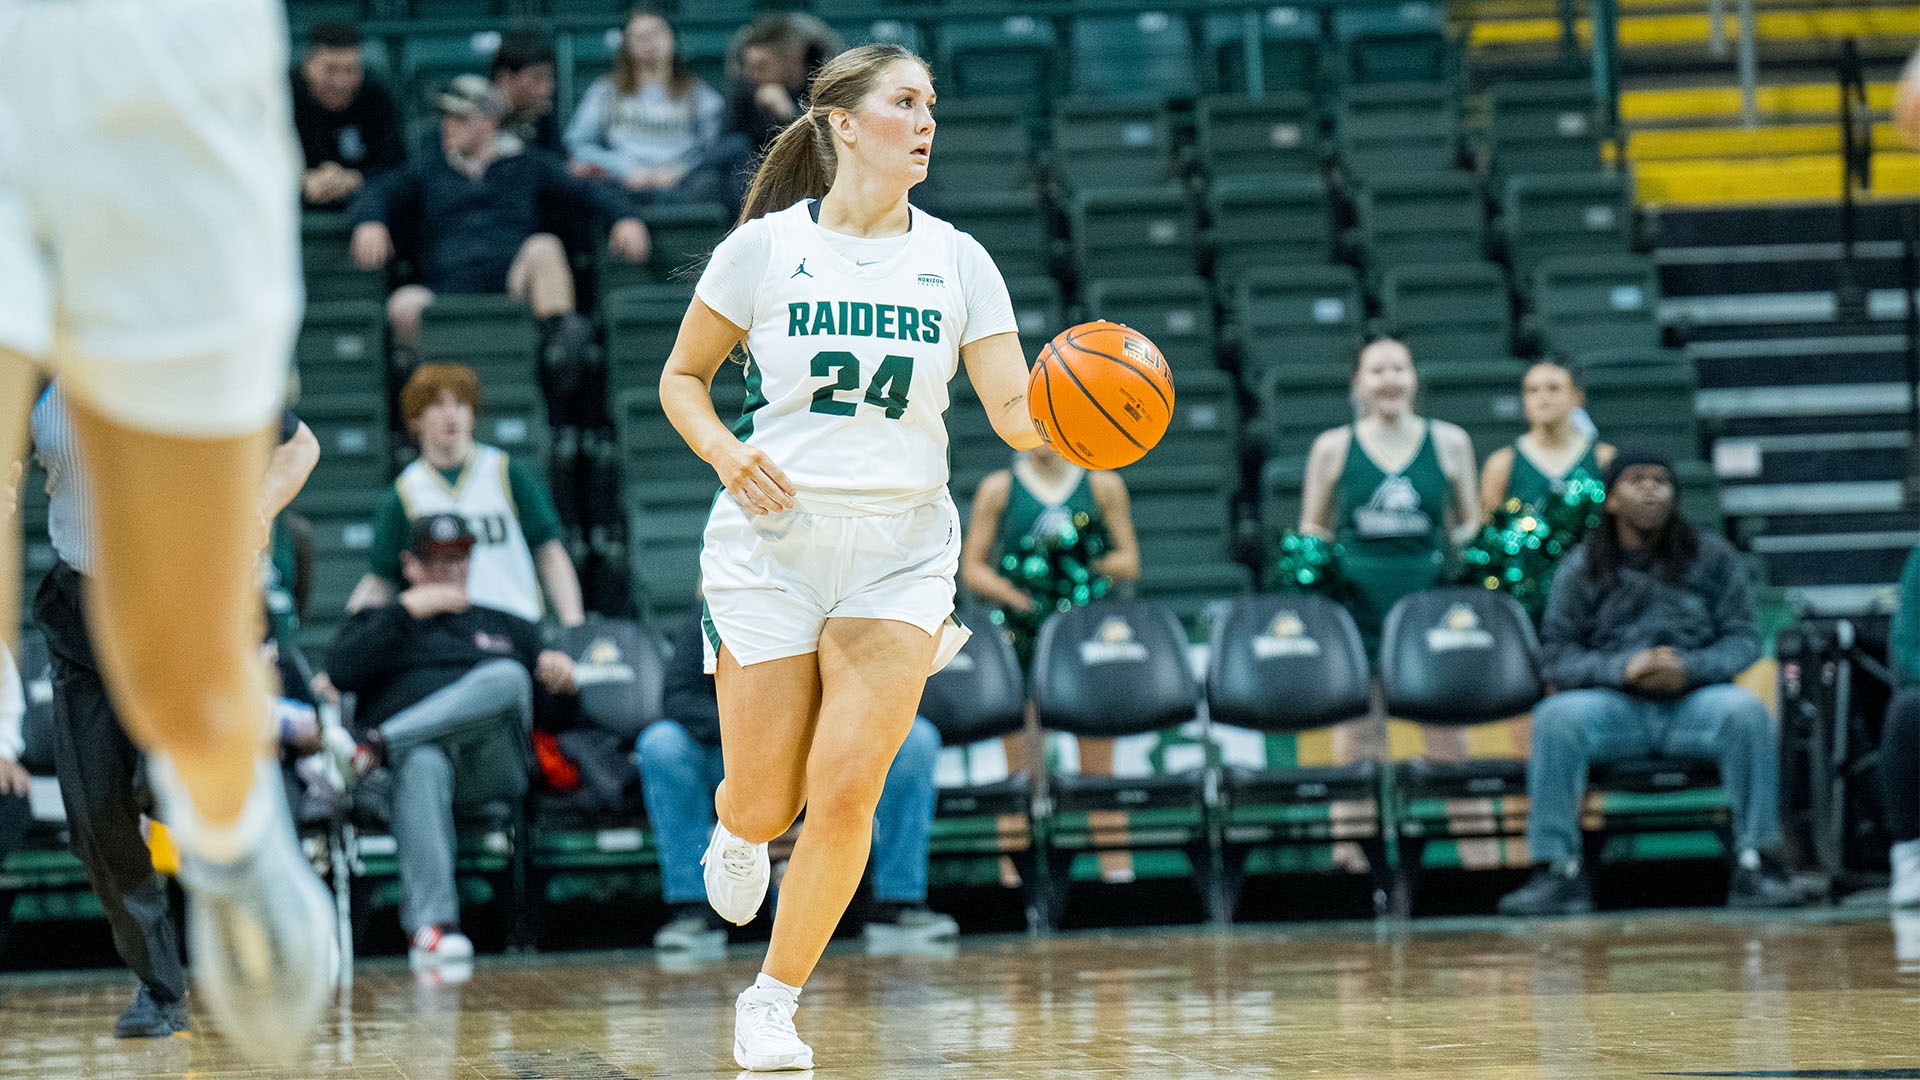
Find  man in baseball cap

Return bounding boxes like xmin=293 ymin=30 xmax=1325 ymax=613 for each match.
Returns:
xmin=327 ymin=510 xmax=576 ymax=976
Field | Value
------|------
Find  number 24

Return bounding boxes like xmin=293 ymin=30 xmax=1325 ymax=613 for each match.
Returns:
xmin=808 ymin=351 xmax=914 ymax=420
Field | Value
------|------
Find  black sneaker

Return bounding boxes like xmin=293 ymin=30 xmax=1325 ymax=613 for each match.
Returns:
xmin=114 ymin=984 xmax=188 ymax=1039
xmin=1497 ymin=865 xmax=1595 ymax=917
xmin=1727 ymin=862 xmax=1803 ymax=909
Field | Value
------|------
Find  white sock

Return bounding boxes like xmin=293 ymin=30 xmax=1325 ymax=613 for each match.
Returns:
xmin=1737 ymin=848 xmax=1762 ymax=872
xmin=752 ymin=973 xmax=801 ymax=1001
xmin=149 ymin=754 xmax=280 ymax=865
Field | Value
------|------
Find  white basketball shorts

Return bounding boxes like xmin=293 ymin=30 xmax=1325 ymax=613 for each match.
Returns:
xmin=0 ymin=0 xmax=299 ymax=436
xmin=699 ymin=493 xmax=971 ymax=675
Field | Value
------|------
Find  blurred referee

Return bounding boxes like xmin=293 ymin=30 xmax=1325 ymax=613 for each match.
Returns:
xmin=28 ymin=382 xmax=317 ymax=1038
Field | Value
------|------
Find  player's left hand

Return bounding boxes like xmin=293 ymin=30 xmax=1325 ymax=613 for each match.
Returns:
xmin=535 ymin=650 xmax=576 ymax=695
xmin=609 ymin=218 xmax=651 ymax=263
xmin=0 ymin=758 xmax=31 ymax=798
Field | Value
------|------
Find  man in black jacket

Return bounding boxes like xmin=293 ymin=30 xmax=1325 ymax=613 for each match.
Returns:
xmin=348 ymin=75 xmax=649 ymax=351
xmin=327 ymin=514 xmax=576 ymax=971
xmin=290 ymin=23 xmax=406 ymax=208
xmin=1499 ymin=449 xmax=1801 ymax=916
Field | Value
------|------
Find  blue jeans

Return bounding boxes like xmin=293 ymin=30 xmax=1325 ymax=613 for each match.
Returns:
xmin=636 ymin=716 xmax=942 ymax=905
xmin=1523 ymin=683 xmax=1783 ymax=866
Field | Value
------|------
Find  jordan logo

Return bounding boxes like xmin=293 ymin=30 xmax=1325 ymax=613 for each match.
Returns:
xmin=791 ymin=259 xmax=813 ymax=279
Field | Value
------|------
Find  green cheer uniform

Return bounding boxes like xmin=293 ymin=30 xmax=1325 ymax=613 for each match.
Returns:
xmin=1333 ymin=423 xmax=1452 ymax=652
xmin=1504 ymin=438 xmax=1602 ymax=511
xmin=998 ymin=467 xmax=1102 ymax=556
xmin=995 ymin=464 xmax=1104 ymax=665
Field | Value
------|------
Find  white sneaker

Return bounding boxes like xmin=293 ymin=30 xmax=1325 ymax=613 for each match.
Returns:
xmin=734 ymin=985 xmax=813 ymax=1071
xmin=408 ymin=925 xmax=475 ymax=970
xmin=702 ymin=821 xmax=770 ymax=925
xmin=169 ymin=768 xmax=337 ymax=1065
xmin=1892 ymin=839 xmax=1920 ymax=907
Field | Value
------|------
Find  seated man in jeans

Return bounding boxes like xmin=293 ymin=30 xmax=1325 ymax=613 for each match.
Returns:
xmin=326 ymin=514 xmax=576 ymax=969
xmin=1499 ymin=449 xmax=1801 ymax=916
xmin=638 ymin=600 xmax=956 ymax=952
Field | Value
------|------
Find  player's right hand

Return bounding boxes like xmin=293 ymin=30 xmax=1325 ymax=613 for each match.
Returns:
xmin=713 ymin=442 xmax=796 ymax=516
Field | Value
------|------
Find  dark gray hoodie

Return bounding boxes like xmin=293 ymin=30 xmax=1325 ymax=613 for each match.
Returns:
xmin=1538 ymin=530 xmax=1760 ymax=696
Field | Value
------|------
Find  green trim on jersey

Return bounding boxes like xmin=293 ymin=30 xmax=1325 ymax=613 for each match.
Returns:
xmin=1504 ymin=438 xmax=1602 ymax=512
xmin=732 ymin=354 xmax=768 ymax=440
xmin=701 ymin=599 xmax=722 ymax=655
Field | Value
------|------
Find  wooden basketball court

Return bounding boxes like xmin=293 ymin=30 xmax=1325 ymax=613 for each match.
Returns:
xmin=1 ymin=909 xmax=1915 ymax=1077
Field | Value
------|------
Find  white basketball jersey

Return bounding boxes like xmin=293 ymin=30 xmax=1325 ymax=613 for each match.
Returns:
xmin=734 ymin=202 xmax=973 ymax=516
xmin=395 ymin=445 xmax=543 ymax=622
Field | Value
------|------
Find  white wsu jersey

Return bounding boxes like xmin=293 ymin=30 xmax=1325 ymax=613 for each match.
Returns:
xmin=395 ymin=445 xmax=542 ymax=622
xmin=724 ymin=202 xmax=980 ymax=516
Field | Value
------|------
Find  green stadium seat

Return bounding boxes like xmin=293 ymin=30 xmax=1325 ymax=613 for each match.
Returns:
xmin=626 ymin=499 xmax=707 ymax=621
xmin=1200 ymin=7 xmax=1322 ymax=96
xmin=1081 ymin=276 xmax=1216 ymax=371
xmin=1069 ymin=186 xmax=1197 ymax=280
xmin=1414 ymin=359 xmax=1527 ymax=457
xmin=405 ymin=0 xmax=508 ymax=21
xmin=1527 ymin=253 xmax=1663 ymax=356
xmin=1582 ymin=364 xmax=1701 ymax=463
xmin=415 ymin=294 xmax=539 ymax=387
xmin=1500 ymin=173 xmax=1634 ymax=278
xmin=473 ymin=381 xmax=549 ymax=465
xmin=917 ymin=97 xmax=1031 ymax=200
xmin=1483 ymin=80 xmax=1603 ymax=177
xmin=1257 ymin=452 xmax=1308 ymax=551
xmin=302 ymin=213 xmax=386 ymax=303
xmin=1335 ymin=83 xmax=1459 ymax=180
xmin=293 ymin=392 xmax=391 ymax=518
xmin=830 ymin=16 xmax=925 ymax=54
xmin=1350 ymin=171 xmax=1485 ymax=278
xmin=1195 ymin=93 xmax=1319 ymax=180
xmin=1124 ymin=463 xmax=1237 ymax=567
xmin=1068 ymin=9 xmax=1197 ymax=101
xmin=1050 ymin=98 xmax=1176 ymax=192
xmin=603 ymin=282 xmax=695 ymax=384
xmin=945 ymin=378 xmax=1010 ymax=502
xmin=934 ymin=191 xmax=1052 ymax=280
xmin=1380 ymin=261 xmax=1513 ymax=365
xmin=1232 ymin=264 xmax=1364 ymax=381
xmin=1131 ymin=560 xmax=1255 ymax=631
xmin=1206 ymin=173 xmax=1334 ymax=287
xmin=1006 ymin=275 xmax=1065 ymax=343
xmin=1331 ymin=3 xmax=1449 ymax=86
xmin=1136 ymin=367 xmax=1238 ymax=472
xmin=937 ymin=15 xmax=1058 ymax=108
xmin=1256 ymin=360 xmax=1361 ymax=460
xmin=598 ymin=201 xmax=729 ymax=294
xmin=399 ymin=28 xmax=504 ymax=121
xmin=296 ymin=300 xmax=386 ymax=399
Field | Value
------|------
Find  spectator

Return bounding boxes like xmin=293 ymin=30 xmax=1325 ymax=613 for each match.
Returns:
xmin=564 ymin=7 xmax=729 ymax=205
xmin=722 ymin=13 xmax=844 ymax=155
xmin=493 ymin=30 xmax=563 ymax=158
xmin=0 ymin=643 xmax=32 ymax=946
xmin=349 ymin=75 xmax=649 ymax=350
xmin=960 ymin=445 xmax=1140 ymax=882
xmin=1299 ymin=338 xmax=1480 ymax=655
xmin=291 ymin=22 xmax=406 ymax=208
xmin=1480 ymin=359 xmax=1617 ymax=519
xmin=637 ymin=600 xmax=957 ymax=952
xmin=326 ymin=514 xmax=576 ymax=971
xmin=350 ymin=364 xmax=584 ymax=628
xmin=1881 ymin=545 xmax=1920 ymax=904
xmin=1497 ymin=448 xmax=1802 ymax=916
xmin=27 ymin=382 xmax=318 ymax=1037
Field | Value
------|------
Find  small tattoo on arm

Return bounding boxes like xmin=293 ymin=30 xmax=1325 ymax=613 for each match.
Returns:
xmin=1002 ymin=395 xmax=1023 ymax=409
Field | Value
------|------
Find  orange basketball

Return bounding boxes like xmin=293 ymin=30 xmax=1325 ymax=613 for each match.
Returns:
xmin=1027 ymin=321 xmax=1175 ymax=470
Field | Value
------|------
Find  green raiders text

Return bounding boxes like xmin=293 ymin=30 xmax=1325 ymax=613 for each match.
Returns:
xmin=788 ymin=301 xmax=942 ymax=343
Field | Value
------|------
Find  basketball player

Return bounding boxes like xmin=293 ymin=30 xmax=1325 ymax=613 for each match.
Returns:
xmin=0 ymin=0 xmax=334 ymax=1064
xmin=658 ymin=44 xmax=1040 ymax=1071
